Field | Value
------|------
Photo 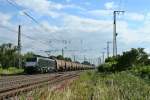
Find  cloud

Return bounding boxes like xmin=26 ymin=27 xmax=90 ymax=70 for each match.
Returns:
xmin=66 ymin=0 xmax=71 ymax=3
xmin=62 ymin=15 xmax=112 ymax=36
xmin=0 ymin=12 xmax=12 ymax=25
xmin=15 ymin=0 xmax=83 ymax=13
xmin=0 ymin=12 xmax=17 ymax=44
xmin=125 ymin=12 xmax=145 ymax=21
xmin=0 ymin=12 xmax=16 ymax=42
xmin=15 ymin=0 xmax=50 ymax=13
xmin=117 ymin=19 xmax=150 ymax=45
xmin=87 ymin=9 xmax=112 ymax=17
xmin=14 ymin=0 xmax=85 ymax=19
xmin=84 ymin=2 xmax=91 ymax=6
xmin=104 ymin=1 xmax=118 ymax=10
xmin=2 ymin=0 xmax=150 ymax=58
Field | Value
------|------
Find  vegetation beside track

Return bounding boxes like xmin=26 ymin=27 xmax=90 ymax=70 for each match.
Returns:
xmin=19 ymin=71 xmax=150 ymax=100
xmin=0 ymin=67 xmax=24 ymax=75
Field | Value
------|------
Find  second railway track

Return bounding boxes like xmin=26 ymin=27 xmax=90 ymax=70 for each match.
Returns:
xmin=0 ymin=71 xmax=81 ymax=99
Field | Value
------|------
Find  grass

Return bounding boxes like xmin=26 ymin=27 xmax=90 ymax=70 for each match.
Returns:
xmin=95 ymin=72 xmax=150 ymax=100
xmin=0 ymin=67 xmax=24 ymax=75
xmin=130 ymin=66 xmax=150 ymax=81
xmin=19 ymin=70 xmax=150 ymax=100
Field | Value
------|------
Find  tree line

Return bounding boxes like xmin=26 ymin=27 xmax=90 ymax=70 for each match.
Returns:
xmin=98 ymin=48 xmax=150 ymax=72
xmin=0 ymin=43 xmax=92 ymax=69
xmin=0 ymin=43 xmax=33 ymax=68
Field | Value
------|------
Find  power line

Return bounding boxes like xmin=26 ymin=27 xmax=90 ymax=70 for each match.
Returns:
xmin=7 ymin=0 xmax=72 ymax=53
xmin=8 ymin=0 xmax=91 ymax=53
xmin=6 ymin=0 xmax=64 ymax=41
xmin=6 ymin=0 xmax=44 ymax=29
xmin=6 ymin=0 xmax=107 ymax=56
xmin=6 ymin=0 xmax=20 ymax=10
xmin=23 ymin=12 xmax=40 ymax=25
xmin=0 ymin=24 xmax=102 ymax=52
xmin=0 ymin=24 xmax=49 ymax=45
xmin=0 ymin=24 xmax=16 ymax=33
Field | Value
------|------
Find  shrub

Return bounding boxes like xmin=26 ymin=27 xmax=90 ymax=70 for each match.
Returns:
xmin=98 ymin=63 xmax=113 ymax=72
xmin=107 ymin=48 xmax=149 ymax=71
xmin=131 ymin=66 xmax=150 ymax=80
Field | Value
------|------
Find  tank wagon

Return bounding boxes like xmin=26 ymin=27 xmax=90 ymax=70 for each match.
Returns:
xmin=25 ymin=56 xmax=94 ymax=73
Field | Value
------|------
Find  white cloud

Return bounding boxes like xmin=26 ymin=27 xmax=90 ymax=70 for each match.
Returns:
xmin=87 ymin=9 xmax=112 ymax=17
xmin=117 ymin=19 xmax=150 ymax=45
xmin=2 ymin=0 xmax=150 ymax=57
xmin=66 ymin=0 xmax=71 ymax=3
xmin=62 ymin=15 xmax=112 ymax=34
xmin=104 ymin=1 xmax=118 ymax=10
xmin=85 ymin=2 xmax=91 ymax=6
xmin=0 ymin=12 xmax=18 ymax=44
xmin=15 ymin=0 xmax=50 ymax=13
xmin=0 ymin=12 xmax=12 ymax=25
xmin=15 ymin=0 xmax=83 ymax=14
xmin=14 ymin=0 xmax=85 ymax=19
xmin=125 ymin=12 xmax=145 ymax=21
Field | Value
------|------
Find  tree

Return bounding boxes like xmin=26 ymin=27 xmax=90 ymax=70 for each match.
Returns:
xmin=56 ymin=55 xmax=64 ymax=60
xmin=56 ymin=55 xmax=72 ymax=61
xmin=23 ymin=52 xmax=35 ymax=59
xmin=0 ymin=43 xmax=18 ymax=68
xmin=64 ymin=57 xmax=72 ymax=62
xmin=114 ymin=48 xmax=148 ymax=71
xmin=82 ymin=61 xmax=91 ymax=65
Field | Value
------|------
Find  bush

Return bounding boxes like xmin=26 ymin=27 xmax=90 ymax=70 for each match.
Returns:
xmin=106 ymin=48 xmax=149 ymax=72
xmin=131 ymin=66 xmax=150 ymax=80
xmin=98 ymin=63 xmax=113 ymax=72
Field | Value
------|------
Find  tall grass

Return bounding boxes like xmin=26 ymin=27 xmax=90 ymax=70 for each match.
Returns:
xmin=19 ymin=71 xmax=150 ymax=100
xmin=0 ymin=67 xmax=24 ymax=75
xmin=94 ymin=72 xmax=150 ymax=100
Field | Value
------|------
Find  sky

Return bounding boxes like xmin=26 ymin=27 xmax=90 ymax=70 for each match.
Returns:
xmin=0 ymin=0 xmax=150 ymax=63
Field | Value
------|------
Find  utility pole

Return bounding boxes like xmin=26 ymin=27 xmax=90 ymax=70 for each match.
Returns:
xmin=84 ymin=55 xmax=86 ymax=61
xmin=18 ymin=25 xmax=21 ymax=68
xmin=98 ymin=57 xmax=101 ymax=65
xmin=113 ymin=11 xmax=124 ymax=57
xmin=62 ymin=48 xmax=64 ymax=57
xmin=102 ymin=52 xmax=105 ymax=63
xmin=73 ymin=55 xmax=76 ymax=62
xmin=107 ymin=41 xmax=111 ymax=58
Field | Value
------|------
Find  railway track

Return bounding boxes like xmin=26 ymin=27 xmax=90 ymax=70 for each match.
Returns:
xmin=0 ymin=71 xmax=81 ymax=99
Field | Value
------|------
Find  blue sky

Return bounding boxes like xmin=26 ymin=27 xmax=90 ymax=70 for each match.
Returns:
xmin=0 ymin=0 xmax=150 ymax=63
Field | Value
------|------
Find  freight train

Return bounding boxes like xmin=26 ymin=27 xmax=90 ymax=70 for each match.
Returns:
xmin=25 ymin=56 xmax=94 ymax=73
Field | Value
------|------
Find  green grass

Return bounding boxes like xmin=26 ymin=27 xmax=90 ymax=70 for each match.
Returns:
xmin=19 ymin=71 xmax=150 ymax=100
xmin=95 ymin=72 xmax=150 ymax=100
xmin=0 ymin=67 xmax=24 ymax=75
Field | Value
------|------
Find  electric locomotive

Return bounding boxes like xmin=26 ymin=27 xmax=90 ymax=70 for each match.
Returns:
xmin=25 ymin=56 xmax=94 ymax=74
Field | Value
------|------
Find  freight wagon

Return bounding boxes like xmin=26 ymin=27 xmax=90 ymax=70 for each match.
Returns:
xmin=25 ymin=56 xmax=94 ymax=74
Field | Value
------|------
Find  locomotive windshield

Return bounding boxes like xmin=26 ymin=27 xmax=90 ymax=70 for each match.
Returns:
xmin=25 ymin=57 xmax=37 ymax=67
xmin=26 ymin=58 xmax=37 ymax=62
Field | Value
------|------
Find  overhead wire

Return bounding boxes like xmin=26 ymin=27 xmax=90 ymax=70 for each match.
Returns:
xmin=0 ymin=24 xmax=49 ymax=45
xmin=6 ymin=0 xmax=57 ymax=48
xmin=7 ymin=0 xmax=72 ymax=53
xmin=6 ymin=0 xmax=66 ymax=42
xmin=5 ymin=0 xmax=102 ymax=56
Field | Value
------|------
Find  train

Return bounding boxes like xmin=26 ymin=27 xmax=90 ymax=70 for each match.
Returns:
xmin=25 ymin=56 xmax=94 ymax=73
